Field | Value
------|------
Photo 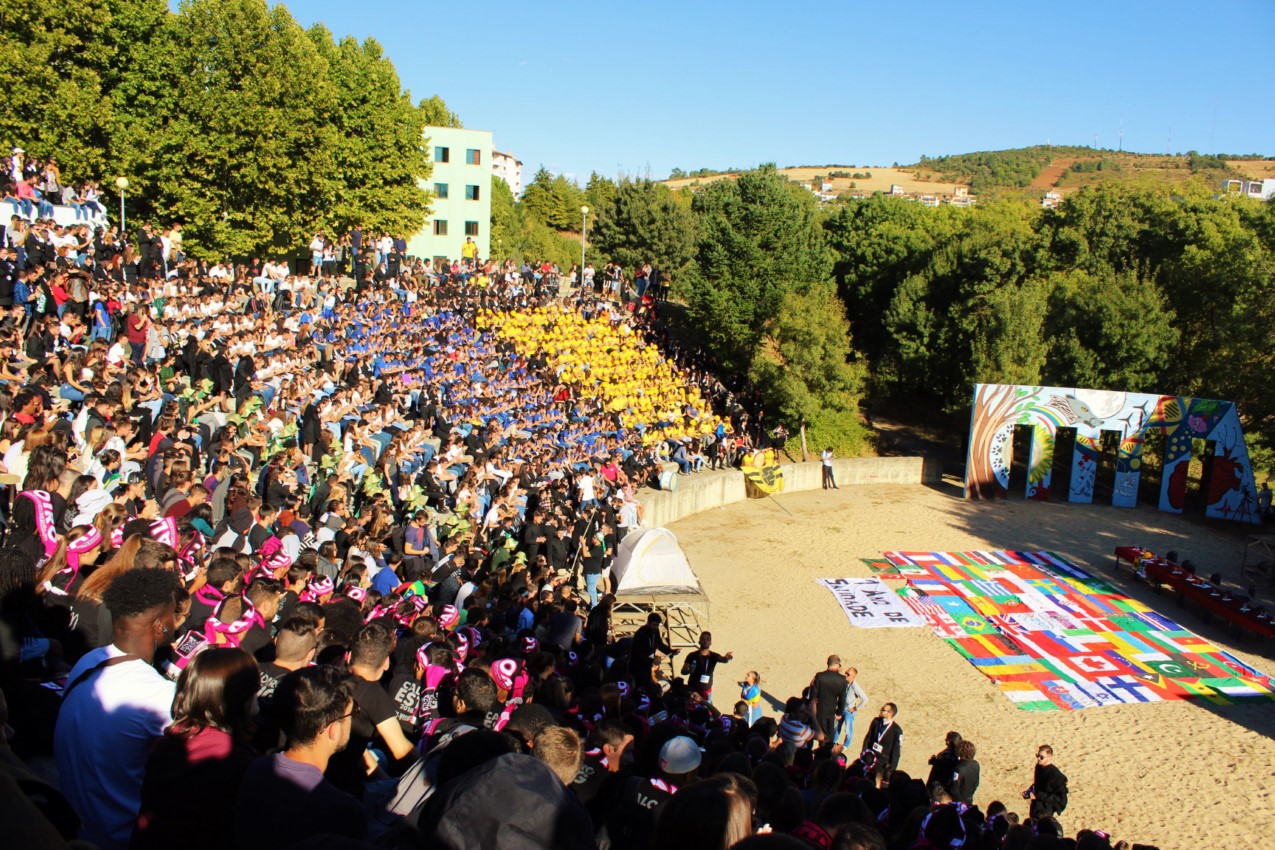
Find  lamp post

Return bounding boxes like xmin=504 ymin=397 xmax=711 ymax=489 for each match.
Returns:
xmin=580 ymin=205 xmax=589 ymax=292
xmin=114 ymin=177 xmax=129 ymax=232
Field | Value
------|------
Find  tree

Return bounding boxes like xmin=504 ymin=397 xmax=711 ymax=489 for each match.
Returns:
xmin=584 ymin=171 xmax=617 ymax=216
xmin=522 ymin=166 xmax=582 ymax=231
xmin=749 ymin=284 xmax=870 ymax=454
xmin=100 ymin=0 xmax=174 ymax=196
xmin=490 ymin=176 xmax=519 ymax=260
xmin=685 ymin=164 xmax=832 ymax=369
xmin=966 ymin=277 xmax=1052 ymax=387
xmin=591 ymin=179 xmax=696 ymax=283
xmin=152 ymin=0 xmax=339 ymax=257
xmin=419 ymin=94 xmax=462 ymax=128
xmin=0 ymin=0 xmax=116 ymax=179
xmin=307 ymin=26 xmax=430 ymax=237
xmin=1042 ymin=267 xmax=1178 ymax=392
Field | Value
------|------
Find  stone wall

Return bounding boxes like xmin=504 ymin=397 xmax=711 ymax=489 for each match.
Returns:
xmin=638 ymin=456 xmax=940 ymax=528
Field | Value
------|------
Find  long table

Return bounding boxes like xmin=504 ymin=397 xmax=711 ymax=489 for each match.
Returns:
xmin=1113 ymin=547 xmax=1275 ymax=646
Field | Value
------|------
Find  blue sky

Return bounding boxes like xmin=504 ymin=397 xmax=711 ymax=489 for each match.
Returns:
xmin=281 ymin=0 xmax=1275 ymax=182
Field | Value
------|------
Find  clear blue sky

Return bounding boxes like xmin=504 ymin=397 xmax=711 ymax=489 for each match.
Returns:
xmin=280 ymin=0 xmax=1274 ymax=182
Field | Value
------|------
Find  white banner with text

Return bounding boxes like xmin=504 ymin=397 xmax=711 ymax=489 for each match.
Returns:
xmin=817 ymin=578 xmax=925 ymax=629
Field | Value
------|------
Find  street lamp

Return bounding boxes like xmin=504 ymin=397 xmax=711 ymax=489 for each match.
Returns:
xmin=114 ymin=177 xmax=129 ymax=231
xmin=580 ymin=205 xmax=589 ymax=292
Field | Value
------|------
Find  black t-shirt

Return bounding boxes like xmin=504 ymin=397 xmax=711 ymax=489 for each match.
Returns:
xmin=239 ymin=622 xmax=274 ymax=662
xmin=387 ymin=673 xmax=430 ymax=737
xmin=603 ymin=774 xmax=677 ymax=850
xmin=326 ymin=675 xmax=398 ymax=796
xmin=572 ymin=748 xmax=611 ymax=805
xmin=257 ymin=661 xmax=291 ymax=700
xmin=682 ymin=650 xmax=728 ymax=693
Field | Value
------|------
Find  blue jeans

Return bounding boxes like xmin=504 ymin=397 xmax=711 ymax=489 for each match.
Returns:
xmin=59 ymin=384 xmax=86 ymax=402
xmin=836 ymin=711 xmax=859 ymax=751
xmin=585 ymin=572 xmax=601 ymax=607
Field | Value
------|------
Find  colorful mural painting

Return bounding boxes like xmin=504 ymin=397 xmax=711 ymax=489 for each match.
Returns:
xmin=965 ymin=385 xmax=1259 ymax=523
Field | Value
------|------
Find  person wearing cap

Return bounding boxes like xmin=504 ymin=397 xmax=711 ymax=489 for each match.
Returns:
xmin=602 ymin=734 xmax=701 ymax=850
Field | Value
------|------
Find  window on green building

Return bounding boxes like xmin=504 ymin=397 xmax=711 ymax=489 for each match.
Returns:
xmin=466 ymin=149 xmax=481 ymax=165
xmin=434 ymin=182 xmax=449 ymax=199
xmin=465 ymin=221 xmax=479 ymax=236
xmin=433 ymin=220 xmax=448 ymax=236
xmin=465 ymin=184 xmax=480 ymax=201
xmin=435 ymin=146 xmax=450 ymax=163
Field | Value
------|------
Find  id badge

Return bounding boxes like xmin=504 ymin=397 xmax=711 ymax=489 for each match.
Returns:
xmin=872 ymin=743 xmax=883 ymax=753
xmin=699 ymin=674 xmax=711 ymax=684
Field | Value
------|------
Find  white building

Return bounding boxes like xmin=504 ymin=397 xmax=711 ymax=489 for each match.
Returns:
xmin=407 ymin=126 xmax=493 ymax=263
xmin=493 ymin=150 xmax=523 ymax=197
xmin=1222 ymin=178 xmax=1275 ymax=201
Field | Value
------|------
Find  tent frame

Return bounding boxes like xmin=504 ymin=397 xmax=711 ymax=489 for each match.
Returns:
xmin=611 ymin=591 xmax=711 ymax=657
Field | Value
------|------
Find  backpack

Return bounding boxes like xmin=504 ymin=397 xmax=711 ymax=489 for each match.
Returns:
xmin=377 ymin=721 xmax=476 ymax=828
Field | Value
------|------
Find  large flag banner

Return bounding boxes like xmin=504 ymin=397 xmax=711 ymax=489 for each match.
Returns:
xmin=887 ymin=550 xmax=1274 ymax=712
xmin=817 ymin=578 xmax=925 ymax=629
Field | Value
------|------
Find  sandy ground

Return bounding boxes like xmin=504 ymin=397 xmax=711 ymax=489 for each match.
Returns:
xmin=666 ymin=483 xmax=1275 ymax=850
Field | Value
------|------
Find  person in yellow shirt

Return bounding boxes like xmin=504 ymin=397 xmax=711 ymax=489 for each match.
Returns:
xmin=461 ymin=237 xmax=478 ymax=261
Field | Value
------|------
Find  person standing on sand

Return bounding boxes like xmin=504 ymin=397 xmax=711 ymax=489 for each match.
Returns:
xmin=860 ymin=702 xmax=903 ymax=788
xmin=680 ymin=631 xmax=733 ymax=703
xmin=807 ymin=655 xmax=846 ymax=744
xmin=835 ymin=666 xmax=868 ymax=750
xmin=1025 ymin=744 xmax=1069 ymax=824
xmin=822 ymin=447 xmax=838 ymax=489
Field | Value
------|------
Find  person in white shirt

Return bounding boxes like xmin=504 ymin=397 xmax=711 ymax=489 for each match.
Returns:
xmin=54 ymin=568 xmax=181 ymax=850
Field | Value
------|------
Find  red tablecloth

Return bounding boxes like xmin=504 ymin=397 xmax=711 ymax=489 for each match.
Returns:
xmin=1138 ymin=556 xmax=1275 ymax=640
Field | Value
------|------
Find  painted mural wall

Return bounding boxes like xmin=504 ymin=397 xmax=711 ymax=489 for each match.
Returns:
xmin=965 ymin=384 xmax=1259 ymax=523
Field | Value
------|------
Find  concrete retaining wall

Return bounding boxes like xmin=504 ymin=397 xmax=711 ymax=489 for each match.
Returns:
xmin=639 ymin=456 xmax=940 ymax=528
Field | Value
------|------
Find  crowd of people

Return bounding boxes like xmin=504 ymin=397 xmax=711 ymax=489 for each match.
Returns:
xmin=0 ymin=159 xmax=1162 ymax=850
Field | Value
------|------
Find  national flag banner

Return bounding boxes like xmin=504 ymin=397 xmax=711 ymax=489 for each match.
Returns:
xmin=888 ymin=550 xmax=1275 ymax=712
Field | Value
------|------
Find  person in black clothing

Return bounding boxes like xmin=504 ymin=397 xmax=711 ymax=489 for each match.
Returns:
xmin=324 ymin=623 xmax=416 ymax=796
xmin=1027 ymin=744 xmax=1068 ymax=822
xmin=952 ymin=739 xmax=980 ymax=806
xmin=808 ymin=654 xmax=846 ymax=743
xmin=235 ymin=579 xmax=282 ymax=662
xmin=233 ymin=353 xmax=256 ymax=407
xmin=861 ymin=701 xmax=903 ymax=787
xmin=926 ymin=730 xmax=962 ymax=795
xmin=628 ymin=613 xmax=675 ymax=687
xmin=679 ymin=631 xmax=733 ymax=701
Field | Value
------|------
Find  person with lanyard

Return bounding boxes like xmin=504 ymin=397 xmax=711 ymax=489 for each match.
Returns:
xmin=680 ymin=630 xmax=733 ymax=703
xmin=860 ymin=701 xmax=903 ymax=788
xmin=54 ymin=567 xmax=182 ymax=850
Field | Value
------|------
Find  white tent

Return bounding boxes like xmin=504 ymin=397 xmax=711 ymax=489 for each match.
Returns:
xmin=611 ymin=527 xmax=702 ymax=596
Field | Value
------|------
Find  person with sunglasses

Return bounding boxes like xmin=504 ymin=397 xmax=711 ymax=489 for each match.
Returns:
xmin=1025 ymin=744 xmax=1069 ymax=826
